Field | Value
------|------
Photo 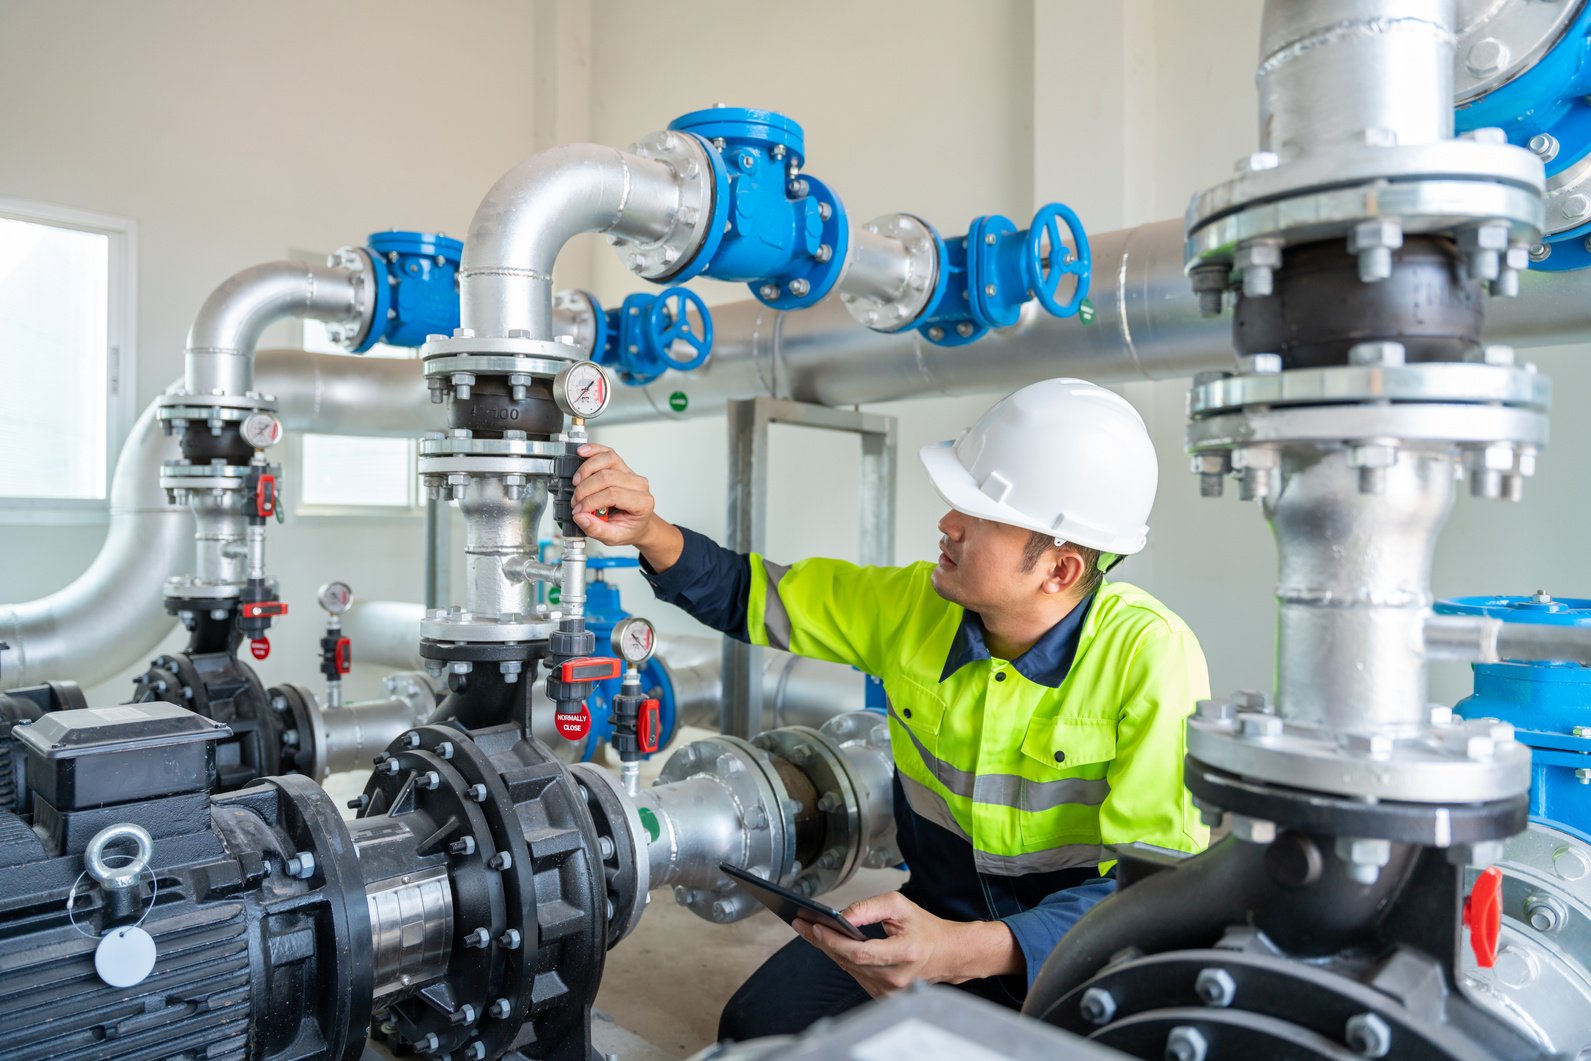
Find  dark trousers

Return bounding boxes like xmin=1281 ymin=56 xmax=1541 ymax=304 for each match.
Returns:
xmin=716 ymin=926 xmax=1026 ymax=1042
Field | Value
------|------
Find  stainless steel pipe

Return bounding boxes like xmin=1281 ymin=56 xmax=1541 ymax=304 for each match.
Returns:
xmin=255 ymin=348 xmax=437 ymax=437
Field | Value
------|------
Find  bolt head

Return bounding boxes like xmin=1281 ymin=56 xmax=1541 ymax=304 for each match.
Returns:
xmin=1345 ymin=1012 xmax=1392 ymax=1058
xmin=1241 ymin=352 xmax=1283 ymax=375
xmin=1348 ymin=341 xmax=1405 ymax=367
xmin=1079 ymin=986 xmax=1117 ymax=1025
xmin=1194 ymin=967 xmax=1236 ymax=1007
xmin=1466 ymin=37 xmax=1509 ymax=77
xmin=1528 ymin=133 xmax=1560 ymax=162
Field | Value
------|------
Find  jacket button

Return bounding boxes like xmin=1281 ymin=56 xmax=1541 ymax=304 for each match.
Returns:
xmin=994 ymin=672 xmax=1006 ymax=682
xmin=1053 ymin=750 xmax=1066 ymax=763
xmin=903 ymin=708 xmax=913 ymax=719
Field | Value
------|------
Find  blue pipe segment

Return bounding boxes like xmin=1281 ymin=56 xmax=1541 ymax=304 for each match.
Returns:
xmin=666 ymin=107 xmax=849 ymax=310
xmin=357 ymin=230 xmax=463 ymax=351
xmin=913 ymin=203 xmax=1092 ymax=347
xmin=595 ymin=287 xmax=714 ymax=386
xmin=1454 ymin=1 xmax=1591 ymax=270
xmin=1436 ymin=593 xmax=1591 ymax=836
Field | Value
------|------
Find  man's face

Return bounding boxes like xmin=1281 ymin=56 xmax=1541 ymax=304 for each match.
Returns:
xmin=930 ymin=508 xmax=1045 ymax=611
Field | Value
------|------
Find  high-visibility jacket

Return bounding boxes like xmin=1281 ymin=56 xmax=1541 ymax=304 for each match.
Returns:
xmin=742 ymin=555 xmax=1211 ymax=877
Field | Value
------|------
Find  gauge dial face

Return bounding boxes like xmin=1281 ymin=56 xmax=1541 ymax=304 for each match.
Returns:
xmin=559 ymin=361 xmax=610 ymax=418
xmin=612 ymin=616 xmax=656 ymax=664
xmin=240 ymin=412 xmax=283 ymax=450
xmin=317 ymin=581 xmax=354 ymax=615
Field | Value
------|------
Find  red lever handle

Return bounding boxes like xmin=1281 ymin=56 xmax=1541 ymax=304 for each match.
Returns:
xmin=334 ymin=637 xmax=351 ymax=675
xmin=638 ymin=698 xmax=660 ymax=754
xmin=241 ymin=601 xmax=288 ymax=619
xmin=557 ymin=656 xmax=621 ymax=683
xmin=256 ymin=474 xmax=277 ymax=519
xmin=1464 ymin=865 xmax=1504 ymax=969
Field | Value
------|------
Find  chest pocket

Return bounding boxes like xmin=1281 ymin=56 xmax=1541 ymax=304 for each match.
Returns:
xmin=887 ymin=676 xmax=948 ymax=768
xmin=1017 ymin=716 xmax=1117 ymax=845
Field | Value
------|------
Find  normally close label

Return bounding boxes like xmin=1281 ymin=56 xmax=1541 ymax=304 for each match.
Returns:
xmin=555 ymin=705 xmax=592 ymax=740
xmin=851 ymin=1018 xmax=1012 ymax=1061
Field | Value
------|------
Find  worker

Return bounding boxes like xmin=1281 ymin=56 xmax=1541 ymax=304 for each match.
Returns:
xmin=569 ymin=378 xmax=1210 ymax=1040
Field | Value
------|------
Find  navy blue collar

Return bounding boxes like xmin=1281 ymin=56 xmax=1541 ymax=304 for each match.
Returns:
xmin=940 ymin=592 xmax=1097 ymax=689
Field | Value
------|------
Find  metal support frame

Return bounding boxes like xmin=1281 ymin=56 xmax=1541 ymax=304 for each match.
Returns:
xmin=722 ymin=398 xmax=897 ymax=738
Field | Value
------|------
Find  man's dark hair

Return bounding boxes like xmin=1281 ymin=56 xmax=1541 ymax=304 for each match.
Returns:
xmin=1022 ymin=530 xmax=1116 ymax=597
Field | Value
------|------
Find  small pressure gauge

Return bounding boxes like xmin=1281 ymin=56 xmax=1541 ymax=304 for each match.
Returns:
xmin=554 ymin=361 xmax=612 ymax=419
xmin=611 ymin=616 xmax=657 ymax=665
xmin=240 ymin=412 xmax=283 ymax=450
xmin=317 ymin=581 xmax=354 ymax=615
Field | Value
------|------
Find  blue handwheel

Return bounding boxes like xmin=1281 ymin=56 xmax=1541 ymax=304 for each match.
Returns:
xmin=1024 ymin=203 xmax=1091 ymax=318
xmin=646 ymin=287 xmax=714 ymax=370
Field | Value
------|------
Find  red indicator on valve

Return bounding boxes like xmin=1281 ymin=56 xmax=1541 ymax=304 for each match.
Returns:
xmin=638 ymin=698 xmax=660 ymax=754
xmin=256 ymin=474 xmax=277 ymax=519
xmin=334 ymin=637 xmax=351 ymax=675
xmin=1463 ymin=865 xmax=1504 ymax=969
xmin=241 ymin=601 xmax=288 ymax=619
xmin=558 ymin=657 xmax=621 ymax=683
xmin=249 ymin=637 xmax=270 ymax=660
xmin=555 ymin=703 xmax=592 ymax=741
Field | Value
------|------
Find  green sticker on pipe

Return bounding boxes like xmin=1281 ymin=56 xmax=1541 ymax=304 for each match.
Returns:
xmin=668 ymin=391 xmax=689 ymax=413
xmin=638 ymin=806 xmax=661 ymax=842
xmin=1078 ymin=298 xmax=1096 ymax=326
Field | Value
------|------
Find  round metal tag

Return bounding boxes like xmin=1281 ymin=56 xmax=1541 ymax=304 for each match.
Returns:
xmin=95 ymin=925 xmax=157 ymax=988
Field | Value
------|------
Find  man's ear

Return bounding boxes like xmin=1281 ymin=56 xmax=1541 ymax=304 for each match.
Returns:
xmin=1041 ymin=550 xmax=1087 ymax=596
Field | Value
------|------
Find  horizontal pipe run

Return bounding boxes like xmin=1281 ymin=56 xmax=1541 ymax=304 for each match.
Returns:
xmin=254 ymin=349 xmax=439 ymax=437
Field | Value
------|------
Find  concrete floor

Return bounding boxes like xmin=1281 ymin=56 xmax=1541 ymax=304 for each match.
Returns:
xmin=328 ymin=726 xmax=906 ymax=1059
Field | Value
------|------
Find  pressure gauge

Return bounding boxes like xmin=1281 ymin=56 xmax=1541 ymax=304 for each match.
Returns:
xmin=240 ymin=412 xmax=283 ymax=450
xmin=611 ymin=616 xmax=657 ymax=665
xmin=554 ymin=361 xmax=612 ymax=419
xmin=317 ymin=581 xmax=354 ymax=615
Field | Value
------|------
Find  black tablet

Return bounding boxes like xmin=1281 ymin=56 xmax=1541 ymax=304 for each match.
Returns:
xmin=719 ymin=861 xmax=868 ymax=941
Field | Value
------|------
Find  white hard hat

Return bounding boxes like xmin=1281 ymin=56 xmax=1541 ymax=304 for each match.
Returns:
xmin=919 ymin=379 xmax=1158 ymax=554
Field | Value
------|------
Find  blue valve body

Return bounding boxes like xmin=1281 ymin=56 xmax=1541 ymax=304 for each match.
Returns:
xmin=667 ymin=107 xmax=849 ymax=310
xmin=360 ymin=230 xmax=463 ymax=351
xmin=1436 ymin=594 xmax=1591 ymax=836
xmin=594 ymin=287 xmax=714 ymax=386
xmin=1454 ymin=4 xmax=1591 ymax=271
xmin=914 ymin=204 xmax=1091 ymax=346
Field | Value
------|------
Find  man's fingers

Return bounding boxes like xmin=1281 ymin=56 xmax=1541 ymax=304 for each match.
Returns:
xmin=571 ymin=467 xmax=635 ymax=504
xmin=572 ymin=485 xmax=652 ymax=518
xmin=842 ymin=892 xmax=911 ymax=927
xmin=572 ymin=449 xmax=628 ymax=485
xmin=571 ymin=512 xmax=628 ymax=544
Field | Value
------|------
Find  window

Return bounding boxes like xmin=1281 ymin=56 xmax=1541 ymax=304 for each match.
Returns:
xmin=0 ymin=199 xmax=136 ymax=520
xmin=294 ymin=317 xmax=420 ymax=513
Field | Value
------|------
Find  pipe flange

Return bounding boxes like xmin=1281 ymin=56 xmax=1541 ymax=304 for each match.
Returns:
xmin=418 ymin=610 xmax=555 ymax=644
xmin=614 ymin=129 xmax=721 ymax=282
xmin=1187 ymin=402 xmax=1550 ymax=454
xmin=416 ymin=454 xmax=558 ymax=480
xmin=1542 ymin=149 xmax=1591 ymax=236
xmin=328 ymin=246 xmax=380 ymax=351
xmin=163 ymin=576 xmax=242 ymax=601
xmin=1454 ymin=0 xmax=1583 ymax=104
xmin=1460 ymin=821 xmax=1591 ymax=1053
xmin=420 ymin=335 xmax=576 ymax=365
xmin=656 ymin=735 xmax=796 ymax=924
xmin=753 ymin=725 xmax=862 ymax=896
xmin=156 ymin=391 xmax=278 ymax=418
xmin=569 ymin=762 xmax=650 ymax=946
xmin=841 ymin=214 xmax=942 ymax=332
xmin=1189 ymin=362 xmax=1551 ymax=418
xmin=1187 ymin=706 xmax=1532 ymax=806
xmin=1187 ymin=177 xmax=1543 ymax=274
xmin=551 ymin=290 xmax=606 ymax=357
xmin=821 ymin=711 xmax=901 ymax=871
xmin=417 ymin=435 xmax=567 ymax=459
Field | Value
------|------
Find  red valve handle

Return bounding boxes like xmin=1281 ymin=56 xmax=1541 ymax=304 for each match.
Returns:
xmin=1463 ymin=865 xmax=1504 ymax=969
xmin=334 ymin=637 xmax=351 ymax=676
xmin=638 ymin=698 xmax=660 ymax=754
xmin=241 ymin=601 xmax=288 ymax=619
xmin=256 ymin=474 xmax=277 ymax=519
xmin=557 ymin=656 xmax=621 ymax=683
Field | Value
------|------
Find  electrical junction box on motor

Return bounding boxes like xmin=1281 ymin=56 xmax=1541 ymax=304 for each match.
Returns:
xmin=14 ymin=703 xmax=224 ymax=810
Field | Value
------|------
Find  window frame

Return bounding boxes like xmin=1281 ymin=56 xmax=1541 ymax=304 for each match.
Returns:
xmin=0 ymin=196 xmax=138 ymax=524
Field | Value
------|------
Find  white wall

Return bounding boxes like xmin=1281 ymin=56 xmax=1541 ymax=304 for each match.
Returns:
xmin=0 ymin=1 xmax=549 ymax=702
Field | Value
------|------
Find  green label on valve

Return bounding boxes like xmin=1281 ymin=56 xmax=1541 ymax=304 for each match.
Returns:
xmin=638 ymin=806 xmax=661 ymax=842
xmin=1078 ymin=298 xmax=1096 ymax=326
xmin=668 ymin=391 xmax=689 ymax=413
xmin=548 ymin=587 xmax=561 ymax=605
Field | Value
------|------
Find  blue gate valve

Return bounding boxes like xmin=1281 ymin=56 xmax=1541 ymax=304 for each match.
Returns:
xmin=595 ymin=286 xmax=715 ymax=386
xmin=1454 ymin=1 xmax=1591 ymax=271
xmin=663 ymin=106 xmax=850 ymax=311
xmin=1436 ymin=592 xmax=1591 ymax=837
xmin=913 ymin=203 xmax=1091 ymax=347
xmin=350 ymin=230 xmax=463 ymax=351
